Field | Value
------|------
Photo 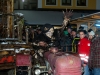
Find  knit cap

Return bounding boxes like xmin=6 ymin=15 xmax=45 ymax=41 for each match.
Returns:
xmin=88 ymin=31 xmax=95 ymax=36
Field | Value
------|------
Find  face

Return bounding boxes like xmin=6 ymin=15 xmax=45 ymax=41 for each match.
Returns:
xmin=72 ymin=31 xmax=76 ymax=36
xmin=31 ymin=30 xmax=34 ymax=33
xmin=39 ymin=41 xmax=47 ymax=47
xmin=67 ymin=28 xmax=71 ymax=33
xmin=89 ymin=35 xmax=94 ymax=40
xmin=46 ymin=28 xmax=54 ymax=38
xmin=38 ymin=30 xmax=41 ymax=34
xmin=79 ymin=32 xmax=85 ymax=39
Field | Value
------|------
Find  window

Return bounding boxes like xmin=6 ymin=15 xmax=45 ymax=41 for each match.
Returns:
xmin=46 ymin=0 xmax=56 ymax=5
xmin=23 ymin=0 xmax=37 ymax=9
xmin=61 ymin=0 xmax=72 ymax=6
xmin=77 ymin=0 xmax=87 ymax=6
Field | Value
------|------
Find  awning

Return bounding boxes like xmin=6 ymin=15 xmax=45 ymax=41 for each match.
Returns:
xmin=70 ymin=12 xmax=100 ymax=24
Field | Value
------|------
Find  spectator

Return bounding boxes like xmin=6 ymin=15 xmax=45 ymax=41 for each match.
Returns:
xmin=78 ymin=30 xmax=90 ymax=75
xmin=88 ymin=30 xmax=100 ymax=75
xmin=60 ymin=27 xmax=72 ymax=52
xmin=29 ymin=29 xmax=34 ymax=42
xmin=88 ymin=29 xmax=93 ymax=33
xmin=66 ymin=26 xmax=73 ymax=52
xmin=71 ymin=29 xmax=80 ymax=53
xmin=72 ymin=29 xmax=77 ymax=38
xmin=67 ymin=26 xmax=72 ymax=38
xmin=88 ymin=30 xmax=95 ymax=41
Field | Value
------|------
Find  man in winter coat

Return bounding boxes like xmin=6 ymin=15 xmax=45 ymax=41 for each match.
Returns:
xmin=88 ymin=29 xmax=95 ymax=41
xmin=88 ymin=30 xmax=100 ymax=75
xmin=71 ymin=29 xmax=80 ymax=53
xmin=78 ymin=30 xmax=90 ymax=75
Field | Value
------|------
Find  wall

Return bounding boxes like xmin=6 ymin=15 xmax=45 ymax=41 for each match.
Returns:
xmin=14 ymin=0 xmax=37 ymax=9
xmin=96 ymin=0 xmax=100 ymax=10
xmin=14 ymin=0 xmax=18 ymax=9
xmin=14 ymin=0 xmax=98 ymax=10
xmin=37 ymin=0 xmax=96 ymax=10
xmin=14 ymin=0 xmax=24 ymax=9
xmin=20 ymin=0 xmax=24 ymax=9
xmin=38 ymin=0 xmax=42 ymax=8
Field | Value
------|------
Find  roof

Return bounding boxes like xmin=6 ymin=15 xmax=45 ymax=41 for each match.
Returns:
xmin=70 ymin=12 xmax=100 ymax=24
xmin=14 ymin=10 xmax=90 ymax=25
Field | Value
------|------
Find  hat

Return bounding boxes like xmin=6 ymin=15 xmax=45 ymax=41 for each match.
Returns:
xmin=89 ymin=31 xmax=95 ymax=36
xmin=67 ymin=25 xmax=72 ymax=29
xmin=72 ymin=29 xmax=77 ymax=32
xmin=95 ymin=30 xmax=100 ymax=37
xmin=42 ymin=23 xmax=53 ymax=33
xmin=79 ymin=26 xmax=84 ymax=30
xmin=88 ymin=29 xmax=93 ymax=32
xmin=78 ymin=30 xmax=87 ymax=34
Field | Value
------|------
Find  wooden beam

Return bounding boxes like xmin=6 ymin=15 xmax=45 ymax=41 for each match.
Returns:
xmin=77 ymin=23 xmax=81 ymax=31
xmin=7 ymin=0 xmax=14 ymax=38
xmin=70 ymin=18 xmax=98 ymax=24
xmin=91 ymin=15 xmax=100 ymax=19
xmin=87 ymin=22 xmax=91 ymax=30
xmin=92 ymin=26 xmax=97 ymax=32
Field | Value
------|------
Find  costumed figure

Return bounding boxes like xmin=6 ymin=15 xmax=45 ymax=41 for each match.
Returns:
xmin=33 ymin=23 xmax=56 ymax=51
xmin=32 ymin=23 xmax=56 ymax=75
xmin=43 ymin=9 xmax=81 ymax=75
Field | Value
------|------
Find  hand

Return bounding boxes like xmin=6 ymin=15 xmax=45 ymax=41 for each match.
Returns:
xmin=83 ymin=64 xmax=87 ymax=67
xmin=48 ymin=70 xmax=52 ymax=74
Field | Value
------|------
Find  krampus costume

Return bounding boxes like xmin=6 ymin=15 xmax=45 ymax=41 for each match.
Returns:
xmin=32 ymin=23 xmax=60 ymax=72
xmin=33 ymin=23 xmax=60 ymax=50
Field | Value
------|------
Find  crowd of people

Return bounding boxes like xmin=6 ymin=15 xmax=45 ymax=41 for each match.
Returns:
xmin=64 ymin=26 xmax=100 ymax=75
xmin=62 ymin=26 xmax=100 ymax=75
xmin=15 ymin=23 xmax=100 ymax=75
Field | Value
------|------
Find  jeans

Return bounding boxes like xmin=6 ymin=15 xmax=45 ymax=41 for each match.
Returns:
xmin=90 ymin=68 xmax=100 ymax=75
xmin=83 ymin=65 xmax=90 ymax=75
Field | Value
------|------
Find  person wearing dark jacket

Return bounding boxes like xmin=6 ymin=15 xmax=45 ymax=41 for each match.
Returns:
xmin=88 ymin=30 xmax=95 ymax=41
xmin=32 ymin=24 xmax=55 ymax=73
xmin=71 ymin=29 xmax=80 ymax=53
xmin=88 ymin=30 xmax=100 ymax=75
xmin=60 ymin=27 xmax=72 ymax=52
xmin=33 ymin=23 xmax=56 ymax=50
xmin=66 ymin=26 xmax=72 ymax=52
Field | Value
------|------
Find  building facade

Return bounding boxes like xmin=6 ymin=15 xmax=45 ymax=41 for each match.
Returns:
xmin=14 ymin=0 xmax=99 ymax=26
xmin=14 ymin=0 xmax=37 ymax=9
xmin=38 ymin=0 xmax=100 ymax=10
xmin=14 ymin=0 xmax=100 ymax=10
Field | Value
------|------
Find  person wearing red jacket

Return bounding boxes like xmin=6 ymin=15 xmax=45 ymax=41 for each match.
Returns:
xmin=78 ymin=30 xmax=90 ymax=75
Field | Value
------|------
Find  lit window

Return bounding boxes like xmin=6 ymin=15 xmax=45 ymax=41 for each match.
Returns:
xmin=61 ymin=0 xmax=72 ymax=6
xmin=46 ymin=0 xmax=57 ymax=5
xmin=77 ymin=0 xmax=87 ymax=6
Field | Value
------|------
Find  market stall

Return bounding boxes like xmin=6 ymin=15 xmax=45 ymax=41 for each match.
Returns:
xmin=70 ymin=12 xmax=100 ymax=32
